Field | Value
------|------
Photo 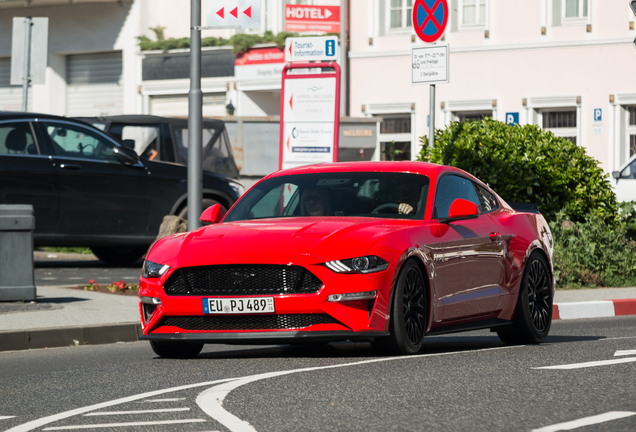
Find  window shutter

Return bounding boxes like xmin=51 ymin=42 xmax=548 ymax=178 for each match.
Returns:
xmin=451 ymin=0 xmax=458 ymax=32
xmin=552 ymin=0 xmax=562 ymax=26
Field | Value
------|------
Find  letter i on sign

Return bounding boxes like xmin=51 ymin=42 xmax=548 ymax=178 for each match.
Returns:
xmin=326 ymin=40 xmax=335 ymax=56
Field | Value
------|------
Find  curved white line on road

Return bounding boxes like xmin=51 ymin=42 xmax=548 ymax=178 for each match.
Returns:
xmin=5 ymin=378 xmax=236 ymax=432
xmin=196 ymin=345 xmax=523 ymax=432
xmin=43 ymin=419 xmax=207 ymax=430
xmin=84 ymin=408 xmax=190 ymax=416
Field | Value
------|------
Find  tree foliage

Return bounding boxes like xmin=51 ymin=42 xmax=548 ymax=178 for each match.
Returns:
xmin=417 ymin=118 xmax=617 ymax=224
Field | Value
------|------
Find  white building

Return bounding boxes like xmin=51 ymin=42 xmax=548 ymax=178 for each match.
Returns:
xmin=349 ymin=0 xmax=636 ymax=174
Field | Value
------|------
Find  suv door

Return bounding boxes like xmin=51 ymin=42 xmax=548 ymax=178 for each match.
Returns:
xmin=0 ymin=120 xmax=59 ymax=235
xmin=615 ymin=157 xmax=636 ymax=203
xmin=37 ymin=120 xmax=153 ymax=244
xmin=432 ymin=174 xmax=505 ymax=322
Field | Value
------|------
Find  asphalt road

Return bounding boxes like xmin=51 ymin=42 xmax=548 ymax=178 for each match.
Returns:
xmin=34 ymin=251 xmax=143 ymax=287
xmin=1 ymin=317 xmax=635 ymax=432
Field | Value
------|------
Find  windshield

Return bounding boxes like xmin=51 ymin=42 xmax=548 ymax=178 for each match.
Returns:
xmin=224 ymin=172 xmax=430 ymax=222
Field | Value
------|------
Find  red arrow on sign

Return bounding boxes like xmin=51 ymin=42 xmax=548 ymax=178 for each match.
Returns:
xmin=230 ymin=7 xmax=238 ymax=18
xmin=289 ymin=95 xmax=293 ymax=110
xmin=217 ymin=7 xmax=224 ymax=18
xmin=244 ymin=6 xmax=252 ymax=18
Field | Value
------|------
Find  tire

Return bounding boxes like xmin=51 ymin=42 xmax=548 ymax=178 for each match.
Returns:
xmin=149 ymin=341 xmax=204 ymax=359
xmin=372 ymin=259 xmax=427 ymax=355
xmin=177 ymin=198 xmax=226 ymax=222
xmin=90 ymin=246 xmax=147 ymax=266
xmin=497 ymin=252 xmax=552 ymax=345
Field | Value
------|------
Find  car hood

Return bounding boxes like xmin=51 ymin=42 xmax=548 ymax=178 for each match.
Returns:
xmin=149 ymin=217 xmax=414 ymax=268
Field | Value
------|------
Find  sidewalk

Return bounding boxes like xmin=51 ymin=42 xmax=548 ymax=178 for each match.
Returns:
xmin=0 ymin=285 xmax=635 ymax=353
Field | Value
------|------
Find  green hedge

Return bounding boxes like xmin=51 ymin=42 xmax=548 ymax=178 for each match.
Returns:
xmin=551 ymin=210 xmax=636 ymax=288
xmin=418 ymin=118 xmax=618 ymax=224
xmin=136 ymin=31 xmax=339 ymax=55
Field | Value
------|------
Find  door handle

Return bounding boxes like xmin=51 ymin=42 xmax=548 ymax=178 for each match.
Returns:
xmin=489 ymin=232 xmax=502 ymax=241
xmin=60 ymin=164 xmax=82 ymax=170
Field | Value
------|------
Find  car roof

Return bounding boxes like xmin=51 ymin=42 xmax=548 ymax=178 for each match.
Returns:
xmin=0 ymin=111 xmax=103 ymax=129
xmin=77 ymin=114 xmax=224 ymax=128
xmin=268 ymin=161 xmax=451 ymax=178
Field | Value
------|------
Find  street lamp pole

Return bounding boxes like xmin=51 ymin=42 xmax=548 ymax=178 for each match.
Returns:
xmin=187 ymin=0 xmax=203 ymax=230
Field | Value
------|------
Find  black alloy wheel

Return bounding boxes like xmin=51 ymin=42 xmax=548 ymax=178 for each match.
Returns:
xmin=150 ymin=341 xmax=204 ymax=359
xmin=497 ymin=252 xmax=552 ymax=345
xmin=373 ymin=259 xmax=427 ymax=355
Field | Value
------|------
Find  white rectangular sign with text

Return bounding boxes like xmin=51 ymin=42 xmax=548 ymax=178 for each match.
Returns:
xmin=411 ymin=45 xmax=449 ymax=85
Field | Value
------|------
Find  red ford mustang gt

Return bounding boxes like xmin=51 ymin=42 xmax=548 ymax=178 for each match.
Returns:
xmin=139 ymin=162 xmax=554 ymax=358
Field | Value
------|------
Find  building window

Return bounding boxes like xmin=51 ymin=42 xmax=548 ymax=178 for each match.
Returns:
xmin=565 ymin=0 xmax=588 ymax=19
xmin=542 ymin=110 xmax=577 ymax=144
xmin=375 ymin=114 xmax=412 ymax=161
xmin=390 ymin=0 xmax=413 ymax=29
xmin=628 ymin=106 xmax=636 ymax=157
xmin=462 ymin=0 xmax=487 ymax=26
xmin=456 ymin=111 xmax=492 ymax=123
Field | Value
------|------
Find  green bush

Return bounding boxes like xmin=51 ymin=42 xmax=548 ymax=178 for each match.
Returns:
xmin=137 ymin=31 xmax=339 ymax=55
xmin=550 ymin=211 xmax=636 ymax=288
xmin=418 ymin=118 xmax=618 ymax=224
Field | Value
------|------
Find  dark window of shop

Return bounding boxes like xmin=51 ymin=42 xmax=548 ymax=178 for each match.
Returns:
xmin=380 ymin=115 xmax=411 ymax=134
xmin=542 ymin=110 xmax=577 ymax=145
xmin=457 ymin=111 xmax=492 ymax=123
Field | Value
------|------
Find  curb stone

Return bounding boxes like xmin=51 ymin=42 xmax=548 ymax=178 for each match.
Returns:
xmin=553 ymin=299 xmax=636 ymax=320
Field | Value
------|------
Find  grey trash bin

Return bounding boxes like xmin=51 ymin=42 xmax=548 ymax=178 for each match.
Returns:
xmin=0 ymin=205 xmax=36 ymax=301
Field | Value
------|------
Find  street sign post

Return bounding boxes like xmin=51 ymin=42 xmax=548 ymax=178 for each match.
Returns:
xmin=411 ymin=0 xmax=449 ymax=149
xmin=10 ymin=17 xmax=48 ymax=112
xmin=186 ymin=0 xmax=261 ymax=230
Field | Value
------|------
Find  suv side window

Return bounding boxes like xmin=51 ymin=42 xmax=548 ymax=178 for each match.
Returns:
xmin=43 ymin=122 xmax=117 ymax=162
xmin=433 ymin=175 xmax=481 ymax=219
xmin=0 ymin=123 xmax=39 ymax=155
xmin=621 ymin=158 xmax=636 ymax=179
xmin=473 ymin=183 xmax=499 ymax=214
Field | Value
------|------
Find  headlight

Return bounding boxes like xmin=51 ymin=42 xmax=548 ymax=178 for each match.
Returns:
xmin=229 ymin=181 xmax=245 ymax=196
xmin=323 ymin=256 xmax=389 ymax=274
xmin=142 ymin=260 xmax=171 ymax=278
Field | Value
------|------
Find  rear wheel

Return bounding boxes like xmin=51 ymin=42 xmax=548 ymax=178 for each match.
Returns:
xmin=177 ymin=198 xmax=225 ymax=222
xmin=373 ymin=259 xmax=427 ymax=355
xmin=149 ymin=341 xmax=204 ymax=359
xmin=90 ymin=246 xmax=146 ymax=266
xmin=497 ymin=252 xmax=552 ymax=345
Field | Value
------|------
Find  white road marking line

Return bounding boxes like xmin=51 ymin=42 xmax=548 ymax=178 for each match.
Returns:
xmin=196 ymin=345 xmax=525 ymax=432
xmin=41 ymin=278 xmax=57 ymax=280
xmin=615 ymin=350 xmax=636 ymax=356
xmin=534 ymin=357 xmax=636 ymax=370
xmin=42 ymin=419 xmax=207 ymax=430
xmin=84 ymin=408 xmax=190 ymax=416
xmin=603 ymin=336 xmax=636 ymax=341
xmin=531 ymin=411 xmax=636 ymax=432
xmin=137 ymin=398 xmax=187 ymax=403
xmin=5 ymin=378 xmax=236 ymax=432
xmin=0 ymin=416 xmax=16 ymax=420
xmin=68 ymin=277 xmax=84 ymax=280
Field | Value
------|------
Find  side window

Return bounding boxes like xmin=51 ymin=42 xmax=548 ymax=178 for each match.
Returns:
xmin=109 ymin=125 xmax=160 ymax=161
xmin=250 ymin=183 xmax=299 ymax=219
xmin=0 ymin=123 xmax=38 ymax=155
xmin=433 ymin=175 xmax=481 ymax=219
xmin=621 ymin=159 xmax=636 ymax=180
xmin=43 ymin=122 xmax=117 ymax=162
xmin=473 ymin=183 xmax=499 ymax=213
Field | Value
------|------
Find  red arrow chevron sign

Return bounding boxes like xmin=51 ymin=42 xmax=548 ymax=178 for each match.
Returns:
xmin=206 ymin=0 xmax=261 ymax=29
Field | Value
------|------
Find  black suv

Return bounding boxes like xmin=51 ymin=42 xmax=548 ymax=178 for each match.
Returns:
xmin=0 ymin=112 xmax=243 ymax=265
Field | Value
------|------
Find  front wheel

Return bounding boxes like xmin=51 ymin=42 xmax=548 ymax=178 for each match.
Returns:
xmin=150 ymin=341 xmax=204 ymax=359
xmin=372 ymin=259 xmax=427 ymax=355
xmin=497 ymin=252 xmax=552 ymax=345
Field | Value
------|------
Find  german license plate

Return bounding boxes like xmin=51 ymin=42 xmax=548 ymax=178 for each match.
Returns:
xmin=202 ymin=297 xmax=275 ymax=314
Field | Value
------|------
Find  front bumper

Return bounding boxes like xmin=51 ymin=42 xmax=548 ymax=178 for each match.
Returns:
xmin=138 ymin=263 xmax=393 ymax=339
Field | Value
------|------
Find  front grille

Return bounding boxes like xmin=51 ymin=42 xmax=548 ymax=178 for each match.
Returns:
xmin=163 ymin=265 xmax=323 ymax=296
xmin=159 ymin=314 xmax=338 ymax=331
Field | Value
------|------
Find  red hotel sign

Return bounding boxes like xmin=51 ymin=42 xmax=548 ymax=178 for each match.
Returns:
xmin=285 ymin=5 xmax=340 ymax=33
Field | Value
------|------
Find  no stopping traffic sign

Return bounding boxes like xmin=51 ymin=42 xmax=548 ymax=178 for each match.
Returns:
xmin=413 ymin=0 xmax=448 ymax=43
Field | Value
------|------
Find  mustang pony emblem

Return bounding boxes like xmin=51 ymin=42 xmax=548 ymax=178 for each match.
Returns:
xmin=231 ymin=271 xmax=255 ymax=285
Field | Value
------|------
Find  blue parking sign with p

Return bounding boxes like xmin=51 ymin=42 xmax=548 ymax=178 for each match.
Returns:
xmin=506 ymin=112 xmax=519 ymax=125
xmin=594 ymin=109 xmax=602 ymax=122
xmin=325 ymin=40 xmax=335 ymax=57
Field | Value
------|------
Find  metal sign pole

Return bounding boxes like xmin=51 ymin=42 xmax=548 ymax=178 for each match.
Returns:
xmin=187 ymin=0 xmax=203 ymax=230
xmin=429 ymin=84 xmax=435 ymax=148
xmin=21 ymin=17 xmax=32 ymax=112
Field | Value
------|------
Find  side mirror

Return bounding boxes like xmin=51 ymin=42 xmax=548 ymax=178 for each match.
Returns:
xmin=439 ymin=198 xmax=479 ymax=224
xmin=113 ymin=146 xmax=139 ymax=165
xmin=200 ymin=203 xmax=224 ymax=224
xmin=612 ymin=171 xmax=621 ymax=179
xmin=122 ymin=139 xmax=135 ymax=150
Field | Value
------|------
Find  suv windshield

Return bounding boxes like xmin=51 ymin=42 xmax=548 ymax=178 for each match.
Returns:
xmin=224 ymin=172 xmax=430 ymax=222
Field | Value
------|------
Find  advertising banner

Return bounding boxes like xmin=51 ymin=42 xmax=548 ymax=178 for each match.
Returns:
xmin=235 ymin=47 xmax=285 ymax=80
xmin=285 ymin=5 xmax=340 ymax=33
